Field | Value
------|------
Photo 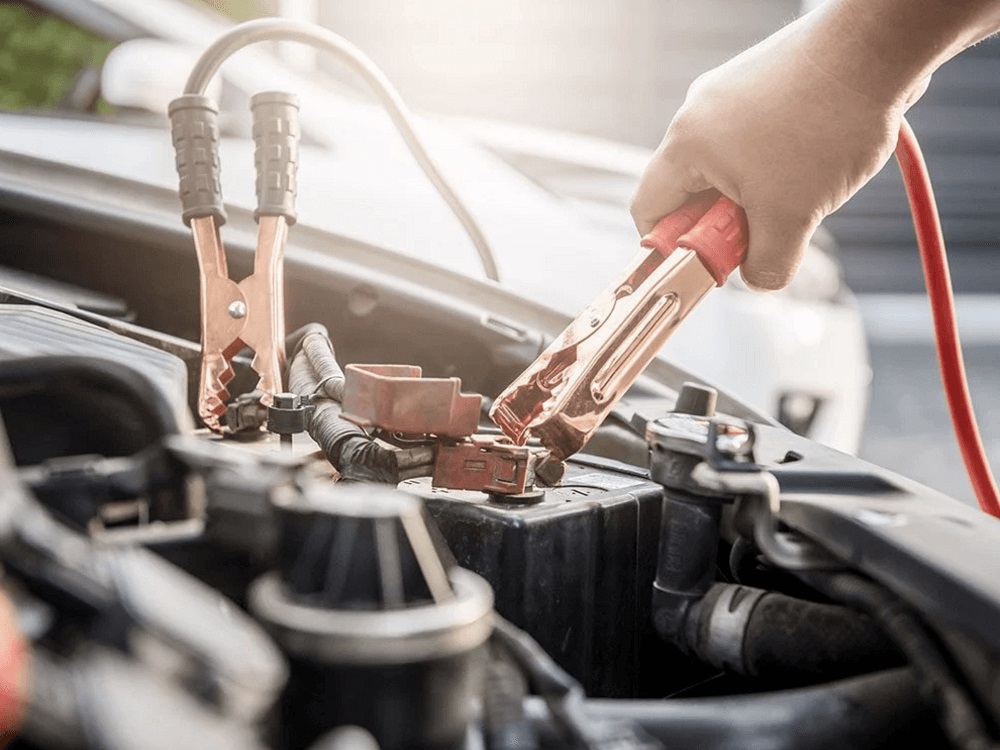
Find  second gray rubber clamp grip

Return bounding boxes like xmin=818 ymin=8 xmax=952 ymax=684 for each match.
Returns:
xmin=251 ymin=91 xmax=300 ymax=225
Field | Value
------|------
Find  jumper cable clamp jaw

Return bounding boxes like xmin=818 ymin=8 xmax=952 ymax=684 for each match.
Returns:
xmin=491 ymin=192 xmax=749 ymax=460
xmin=169 ymin=91 xmax=300 ymax=431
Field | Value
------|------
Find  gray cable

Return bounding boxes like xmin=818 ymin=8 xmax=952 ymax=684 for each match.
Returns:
xmin=183 ymin=18 xmax=500 ymax=282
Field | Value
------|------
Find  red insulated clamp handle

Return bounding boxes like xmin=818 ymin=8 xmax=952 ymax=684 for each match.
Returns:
xmin=640 ymin=191 xmax=718 ymax=258
xmin=641 ymin=192 xmax=750 ymax=286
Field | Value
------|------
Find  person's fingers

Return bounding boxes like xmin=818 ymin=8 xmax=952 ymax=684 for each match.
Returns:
xmin=630 ymin=152 xmax=710 ymax=236
xmin=739 ymin=209 xmax=817 ymax=291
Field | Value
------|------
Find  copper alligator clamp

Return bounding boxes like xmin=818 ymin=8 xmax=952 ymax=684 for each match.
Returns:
xmin=169 ymin=92 xmax=300 ymax=431
xmin=490 ymin=191 xmax=749 ymax=460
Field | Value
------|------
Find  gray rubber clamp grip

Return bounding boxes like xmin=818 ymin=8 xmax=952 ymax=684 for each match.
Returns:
xmin=251 ymin=91 xmax=300 ymax=225
xmin=168 ymin=95 xmax=226 ymax=227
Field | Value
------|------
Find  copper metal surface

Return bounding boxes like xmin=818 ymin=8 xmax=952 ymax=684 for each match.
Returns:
xmin=490 ymin=246 xmax=716 ymax=460
xmin=340 ymin=364 xmax=482 ymax=438
xmin=432 ymin=436 xmax=537 ymax=494
xmin=191 ymin=215 xmax=287 ymax=431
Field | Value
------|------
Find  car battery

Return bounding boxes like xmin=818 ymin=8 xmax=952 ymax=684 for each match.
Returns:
xmin=401 ymin=458 xmax=666 ymax=698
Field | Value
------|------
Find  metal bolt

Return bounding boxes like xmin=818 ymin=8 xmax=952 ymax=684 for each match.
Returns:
xmin=228 ymin=300 xmax=247 ymax=319
xmin=674 ymin=382 xmax=718 ymax=417
xmin=589 ymin=316 xmax=601 ymax=327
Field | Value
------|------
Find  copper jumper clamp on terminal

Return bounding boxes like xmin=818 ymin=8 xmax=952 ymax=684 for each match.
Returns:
xmin=490 ymin=191 xmax=750 ymax=460
xmin=168 ymin=91 xmax=300 ymax=431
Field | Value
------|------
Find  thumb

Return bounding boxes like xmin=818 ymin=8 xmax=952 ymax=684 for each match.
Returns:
xmin=630 ymin=153 xmax=710 ymax=236
xmin=739 ymin=209 xmax=816 ymax=291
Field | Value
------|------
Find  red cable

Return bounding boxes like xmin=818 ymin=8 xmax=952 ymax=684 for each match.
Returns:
xmin=894 ymin=118 xmax=1000 ymax=516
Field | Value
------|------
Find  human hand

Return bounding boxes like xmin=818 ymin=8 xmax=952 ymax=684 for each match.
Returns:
xmin=630 ymin=9 xmax=921 ymax=290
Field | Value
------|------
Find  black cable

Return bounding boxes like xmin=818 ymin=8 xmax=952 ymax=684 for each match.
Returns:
xmin=483 ymin=645 xmax=539 ymax=750
xmin=285 ymin=326 xmax=432 ymax=483
xmin=538 ymin=667 xmax=932 ymax=750
xmin=491 ymin=616 xmax=659 ymax=750
xmin=182 ymin=18 xmax=500 ymax=282
xmin=800 ymin=571 xmax=1000 ymax=750
xmin=287 ymin=323 xmax=345 ymax=402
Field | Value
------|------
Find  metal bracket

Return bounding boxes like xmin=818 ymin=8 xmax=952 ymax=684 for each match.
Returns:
xmin=690 ymin=463 xmax=841 ymax=570
xmin=647 ymin=412 xmax=840 ymax=570
xmin=341 ymin=364 xmax=482 ymax=438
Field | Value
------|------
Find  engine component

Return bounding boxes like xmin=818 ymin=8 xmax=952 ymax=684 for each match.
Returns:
xmin=491 ymin=616 xmax=661 ymax=750
xmin=670 ymin=582 xmax=900 ymax=682
xmin=0 ymin=305 xmax=190 ymax=441
xmin=801 ymin=570 xmax=1000 ymax=750
xmin=530 ymin=668 xmax=935 ymax=750
xmin=0 ymin=462 xmax=287 ymax=725
xmin=341 ymin=363 xmax=482 ymax=438
xmin=169 ymin=89 xmax=300 ymax=431
xmin=403 ymin=459 xmax=665 ymax=698
xmin=226 ymin=390 xmax=270 ymax=433
xmin=646 ymin=385 xmax=837 ymax=571
xmin=267 ymin=391 xmax=310 ymax=449
xmin=22 ymin=647 xmax=270 ymax=750
xmin=646 ymin=384 xmax=728 ymax=646
xmin=0 ymin=351 xmax=194 ymax=530
xmin=285 ymin=331 xmax=435 ymax=483
xmin=249 ymin=483 xmax=494 ymax=750
xmin=645 ymin=385 xmax=897 ymax=684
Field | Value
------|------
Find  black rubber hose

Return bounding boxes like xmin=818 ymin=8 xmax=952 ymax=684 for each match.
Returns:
xmin=560 ymin=667 xmax=934 ymax=750
xmin=658 ymin=580 xmax=899 ymax=682
xmin=301 ymin=333 xmax=345 ymax=402
xmin=491 ymin=616 xmax=654 ymax=750
xmin=306 ymin=727 xmax=380 ymax=750
xmin=801 ymin=571 xmax=1000 ymax=750
xmin=740 ymin=590 xmax=900 ymax=679
xmin=483 ymin=648 xmax=539 ymax=750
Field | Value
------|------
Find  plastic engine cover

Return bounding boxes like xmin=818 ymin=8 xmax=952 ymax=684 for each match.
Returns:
xmin=401 ymin=458 xmax=667 ymax=698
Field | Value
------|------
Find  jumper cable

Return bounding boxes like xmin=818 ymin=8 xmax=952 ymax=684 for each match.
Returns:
xmin=492 ymin=118 xmax=1000 ymax=517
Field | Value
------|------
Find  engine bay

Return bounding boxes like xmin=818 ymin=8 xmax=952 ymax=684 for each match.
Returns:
xmin=3 ymin=19 xmax=1000 ymax=750
xmin=3 ymin=200 xmax=1000 ymax=750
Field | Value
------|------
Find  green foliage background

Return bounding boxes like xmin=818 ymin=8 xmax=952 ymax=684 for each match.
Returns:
xmin=203 ymin=0 xmax=268 ymax=21
xmin=0 ymin=3 xmax=116 ymax=113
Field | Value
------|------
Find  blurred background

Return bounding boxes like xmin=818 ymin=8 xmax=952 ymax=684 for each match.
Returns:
xmin=3 ymin=0 xmax=999 ymax=502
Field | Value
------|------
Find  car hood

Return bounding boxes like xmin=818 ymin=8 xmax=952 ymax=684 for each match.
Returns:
xmin=0 ymin=113 xmax=635 ymax=316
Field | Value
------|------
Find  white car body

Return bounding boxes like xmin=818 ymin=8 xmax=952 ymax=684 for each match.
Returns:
xmin=6 ymin=0 xmax=870 ymax=452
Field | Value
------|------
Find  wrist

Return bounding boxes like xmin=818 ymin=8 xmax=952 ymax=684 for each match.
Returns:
xmin=803 ymin=0 xmax=980 ymax=107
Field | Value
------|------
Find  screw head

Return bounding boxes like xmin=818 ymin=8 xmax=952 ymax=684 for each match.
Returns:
xmin=228 ymin=300 xmax=247 ymax=319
